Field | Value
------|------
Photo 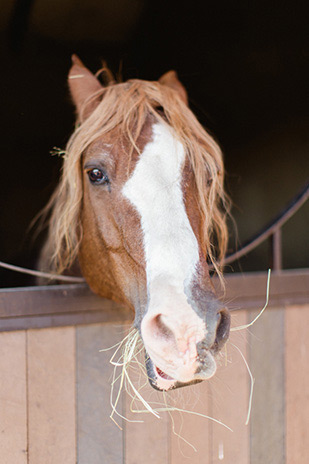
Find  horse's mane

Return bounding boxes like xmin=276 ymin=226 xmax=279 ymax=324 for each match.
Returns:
xmin=40 ymin=79 xmax=229 ymax=276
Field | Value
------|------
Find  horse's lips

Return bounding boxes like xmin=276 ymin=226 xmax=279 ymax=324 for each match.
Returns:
xmin=155 ymin=365 xmax=174 ymax=381
xmin=145 ymin=354 xmax=177 ymax=390
xmin=145 ymin=348 xmax=218 ymax=391
xmin=146 ymin=355 xmax=204 ymax=391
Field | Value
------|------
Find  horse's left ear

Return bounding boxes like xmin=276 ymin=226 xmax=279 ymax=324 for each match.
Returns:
xmin=158 ymin=70 xmax=188 ymax=105
xmin=68 ymin=54 xmax=103 ymax=121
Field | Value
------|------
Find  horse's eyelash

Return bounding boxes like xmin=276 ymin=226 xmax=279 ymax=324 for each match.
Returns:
xmin=84 ymin=162 xmax=108 ymax=171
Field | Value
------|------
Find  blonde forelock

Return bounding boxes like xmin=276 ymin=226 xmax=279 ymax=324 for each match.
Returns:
xmin=41 ymin=79 xmax=229 ymax=276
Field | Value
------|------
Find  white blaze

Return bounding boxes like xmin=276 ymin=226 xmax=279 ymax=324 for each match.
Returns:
xmin=122 ymin=122 xmax=199 ymax=294
xmin=122 ymin=122 xmax=208 ymax=385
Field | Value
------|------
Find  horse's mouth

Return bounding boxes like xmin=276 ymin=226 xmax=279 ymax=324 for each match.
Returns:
xmin=155 ymin=365 xmax=174 ymax=381
xmin=145 ymin=354 xmax=202 ymax=391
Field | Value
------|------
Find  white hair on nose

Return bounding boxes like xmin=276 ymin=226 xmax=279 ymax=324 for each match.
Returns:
xmin=122 ymin=121 xmax=200 ymax=297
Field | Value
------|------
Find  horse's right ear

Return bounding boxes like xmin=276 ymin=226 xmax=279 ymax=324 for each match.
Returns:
xmin=68 ymin=54 xmax=103 ymax=121
xmin=158 ymin=70 xmax=188 ymax=105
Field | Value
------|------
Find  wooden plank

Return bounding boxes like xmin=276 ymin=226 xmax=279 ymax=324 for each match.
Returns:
xmin=0 ymin=270 xmax=308 ymax=332
xmin=170 ymin=381 xmax=211 ymax=463
xmin=249 ymin=306 xmax=285 ymax=464
xmin=215 ymin=269 xmax=309 ymax=309
xmin=124 ymin=350 xmax=170 ymax=464
xmin=76 ymin=323 xmax=125 ymax=464
xmin=27 ymin=327 xmax=76 ymax=464
xmin=0 ymin=331 xmax=27 ymax=464
xmin=0 ymin=309 xmax=132 ymax=332
xmin=0 ymin=283 xmax=128 ymax=318
xmin=285 ymin=304 xmax=309 ymax=464
xmin=209 ymin=310 xmax=250 ymax=464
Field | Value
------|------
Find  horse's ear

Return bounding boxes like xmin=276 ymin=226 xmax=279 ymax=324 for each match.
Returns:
xmin=68 ymin=54 xmax=103 ymax=120
xmin=158 ymin=70 xmax=188 ymax=105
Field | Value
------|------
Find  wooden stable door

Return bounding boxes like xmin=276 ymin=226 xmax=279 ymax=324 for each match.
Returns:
xmin=0 ymin=271 xmax=308 ymax=463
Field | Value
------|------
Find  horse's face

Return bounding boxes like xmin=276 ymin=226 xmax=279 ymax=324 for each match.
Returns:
xmin=69 ymin=57 xmax=230 ymax=391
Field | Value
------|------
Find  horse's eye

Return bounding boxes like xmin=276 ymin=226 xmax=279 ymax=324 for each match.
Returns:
xmin=87 ymin=168 xmax=109 ymax=185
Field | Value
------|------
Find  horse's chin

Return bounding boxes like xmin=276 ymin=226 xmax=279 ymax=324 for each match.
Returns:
xmin=145 ymin=354 xmax=203 ymax=391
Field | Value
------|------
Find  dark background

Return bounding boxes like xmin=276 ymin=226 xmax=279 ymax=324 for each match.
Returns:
xmin=1 ymin=0 xmax=308 ymax=287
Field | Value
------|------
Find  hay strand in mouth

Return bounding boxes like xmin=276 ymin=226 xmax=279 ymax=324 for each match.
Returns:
xmin=100 ymin=328 xmax=144 ymax=428
xmin=231 ymin=343 xmax=255 ymax=425
xmin=109 ymin=329 xmax=146 ymax=428
xmin=163 ymin=392 xmax=198 ymax=453
xmin=103 ymin=270 xmax=271 ymax=435
xmin=231 ymin=269 xmax=271 ymax=332
xmin=132 ymin=403 xmax=233 ymax=432
xmin=98 ymin=270 xmax=270 ymax=440
xmin=103 ymin=326 xmax=233 ymax=437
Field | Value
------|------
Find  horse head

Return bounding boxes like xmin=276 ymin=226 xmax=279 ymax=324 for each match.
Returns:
xmin=41 ymin=55 xmax=230 ymax=391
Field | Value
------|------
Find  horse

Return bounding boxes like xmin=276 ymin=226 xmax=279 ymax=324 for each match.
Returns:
xmin=39 ymin=55 xmax=231 ymax=391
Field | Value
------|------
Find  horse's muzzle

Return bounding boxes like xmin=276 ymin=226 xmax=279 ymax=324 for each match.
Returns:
xmin=144 ymin=307 xmax=231 ymax=391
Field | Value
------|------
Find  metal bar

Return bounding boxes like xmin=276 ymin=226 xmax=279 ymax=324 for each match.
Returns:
xmin=224 ymin=180 xmax=309 ymax=266
xmin=0 ymin=261 xmax=85 ymax=283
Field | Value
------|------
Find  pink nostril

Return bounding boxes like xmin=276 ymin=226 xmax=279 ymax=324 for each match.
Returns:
xmin=143 ymin=313 xmax=199 ymax=361
xmin=152 ymin=314 xmax=175 ymax=341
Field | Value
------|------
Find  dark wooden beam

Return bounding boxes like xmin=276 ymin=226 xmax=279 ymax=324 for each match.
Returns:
xmin=0 ymin=270 xmax=308 ymax=331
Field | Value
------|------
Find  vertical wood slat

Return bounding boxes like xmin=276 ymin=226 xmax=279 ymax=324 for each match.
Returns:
xmin=1 ymin=300 xmax=307 ymax=464
xmin=285 ymin=304 xmax=309 ymax=464
xmin=27 ymin=327 xmax=76 ymax=464
xmin=249 ymin=306 xmax=285 ymax=464
xmin=170 ymin=381 xmax=211 ymax=463
xmin=169 ymin=310 xmax=250 ymax=464
xmin=125 ymin=355 xmax=170 ymax=464
xmin=0 ymin=331 xmax=27 ymax=464
xmin=76 ymin=323 xmax=124 ymax=464
xmin=209 ymin=310 xmax=250 ymax=464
